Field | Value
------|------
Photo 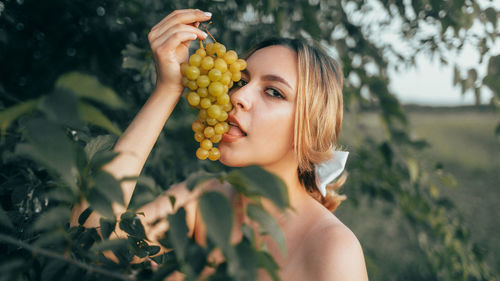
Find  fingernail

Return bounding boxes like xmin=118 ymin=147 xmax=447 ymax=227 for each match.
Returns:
xmin=202 ymin=31 xmax=208 ymax=38
xmin=204 ymin=11 xmax=212 ymax=17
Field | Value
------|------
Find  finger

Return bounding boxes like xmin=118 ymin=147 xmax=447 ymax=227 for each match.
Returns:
xmin=150 ymin=25 xmax=206 ymax=50
xmin=151 ymin=9 xmax=211 ymax=39
xmin=159 ymin=9 xmax=205 ymax=26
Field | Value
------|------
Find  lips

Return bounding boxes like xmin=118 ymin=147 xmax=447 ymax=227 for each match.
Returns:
xmin=222 ymin=114 xmax=247 ymax=142
xmin=226 ymin=114 xmax=247 ymax=136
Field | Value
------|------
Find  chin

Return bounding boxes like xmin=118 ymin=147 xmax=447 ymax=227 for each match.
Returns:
xmin=218 ymin=144 xmax=250 ymax=167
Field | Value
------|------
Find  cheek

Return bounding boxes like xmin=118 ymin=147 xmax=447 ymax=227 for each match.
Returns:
xmin=252 ymin=107 xmax=295 ymax=152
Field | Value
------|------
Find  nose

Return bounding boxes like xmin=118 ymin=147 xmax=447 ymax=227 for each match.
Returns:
xmin=230 ymin=84 xmax=252 ymax=111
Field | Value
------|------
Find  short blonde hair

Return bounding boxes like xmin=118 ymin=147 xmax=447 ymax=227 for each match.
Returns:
xmin=246 ymin=38 xmax=346 ymax=212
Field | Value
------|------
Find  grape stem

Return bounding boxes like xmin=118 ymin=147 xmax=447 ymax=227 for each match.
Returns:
xmin=200 ymin=21 xmax=217 ymax=43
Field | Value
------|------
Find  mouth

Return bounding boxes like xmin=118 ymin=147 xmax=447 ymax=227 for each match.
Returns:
xmin=226 ymin=114 xmax=247 ymax=136
xmin=222 ymin=114 xmax=247 ymax=142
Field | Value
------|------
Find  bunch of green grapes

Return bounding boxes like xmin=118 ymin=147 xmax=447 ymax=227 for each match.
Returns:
xmin=181 ymin=41 xmax=246 ymax=161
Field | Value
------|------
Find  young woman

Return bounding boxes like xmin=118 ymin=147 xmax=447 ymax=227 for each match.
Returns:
xmin=72 ymin=9 xmax=369 ymax=281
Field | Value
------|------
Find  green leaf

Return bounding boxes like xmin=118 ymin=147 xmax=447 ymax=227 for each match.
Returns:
xmin=184 ymin=242 xmax=208 ymax=276
xmin=89 ymin=150 xmax=119 ymax=171
xmin=483 ymin=55 xmax=500 ymax=99
xmin=87 ymin=188 xmax=115 ymax=218
xmin=256 ymin=250 xmax=280 ymax=281
xmin=55 ymin=72 xmax=127 ymax=109
xmin=92 ymin=170 xmax=124 ymax=205
xmin=38 ymin=88 xmax=83 ymax=129
xmin=199 ymin=191 xmax=233 ymax=251
xmin=225 ymin=166 xmax=289 ymax=210
xmin=78 ymin=101 xmax=122 ymax=135
xmin=84 ymin=134 xmax=117 ymax=162
xmin=119 ymin=212 xmax=146 ymax=239
xmin=167 ymin=207 xmax=189 ymax=260
xmin=0 ymin=98 xmax=38 ymax=135
xmin=121 ymin=44 xmax=152 ymax=73
xmin=41 ymin=259 xmax=68 ymax=281
xmin=78 ymin=207 xmax=93 ymax=225
xmin=0 ymin=204 xmax=14 ymax=230
xmin=91 ymin=239 xmax=128 ymax=252
xmin=247 ymin=204 xmax=286 ymax=255
xmin=15 ymin=118 xmax=79 ymax=189
xmin=227 ymin=239 xmax=258 ymax=281
xmin=301 ymin=2 xmax=321 ymax=40
xmin=100 ymin=217 xmax=116 ymax=240
xmin=186 ymin=170 xmax=216 ymax=191
xmin=484 ymin=7 xmax=497 ymax=28
xmin=33 ymin=206 xmax=71 ymax=231
xmin=0 ymin=259 xmax=25 ymax=275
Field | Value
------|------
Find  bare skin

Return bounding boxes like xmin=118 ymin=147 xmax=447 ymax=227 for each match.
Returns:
xmin=71 ymin=9 xmax=369 ymax=281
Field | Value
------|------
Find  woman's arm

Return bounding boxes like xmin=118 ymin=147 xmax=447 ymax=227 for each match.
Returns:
xmin=70 ymin=9 xmax=211 ymax=229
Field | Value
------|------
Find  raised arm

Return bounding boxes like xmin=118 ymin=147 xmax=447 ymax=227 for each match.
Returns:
xmin=71 ymin=9 xmax=211 ymax=228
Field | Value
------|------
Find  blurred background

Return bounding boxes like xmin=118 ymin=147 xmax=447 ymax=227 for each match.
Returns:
xmin=0 ymin=0 xmax=499 ymax=280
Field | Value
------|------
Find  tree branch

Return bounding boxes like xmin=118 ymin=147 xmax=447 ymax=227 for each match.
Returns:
xmin=0 ymin=233 xmax=134 ymax=281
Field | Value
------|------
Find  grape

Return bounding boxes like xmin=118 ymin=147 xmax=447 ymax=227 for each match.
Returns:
xmin=201 ymin=56 xmax=214 ymax=70
xmin=194 ymin=132 xmax=205 ymax=142
xmin=207 ymin=105 xmax=222 ymax=119
xmin=210 ymin=134 xmax=222 ymax=143
xmin=214 ymin=123 xmax=225 ymax=135
xmin=181 ymin=37 xmax=246 ymax=161
xmin=208 ymin=147 xmax=220 ymax=161
xmin=192 ymin=120 xmax=205 ymax=132
xmin=187 ymin=92 xmax=200 ymax=107
xmin=220 ymin=72 xmax=232 ymax=85
xmin=205 ymin=43 xmax=216 ymax=56
xmin=198 ymin=109 xmax=208 ymax=121
xmin=200 ymin=98 xmax=211 ymax=109
xmin=187 ymin=80 xmax=198 ymax=91
xmin=232 ymin=71 xmax=241 ymax=82
xmin=196 ymin=148 xmax=209 ymax=160
xmin=185 ymin=66 xmax=200 ymax=80
xmin=216 ymin=111 xmax=228 ymax=122
xmin=201 ymin=139 xmax=213 ymax=150
xmin=206 ymin=117 xmax=218 ymax=126
xmin=208 ymin=68 xmax=222 ymax=82
xmin=196 ymin=75 xmax=210 ymax=88
xmin=236 ymin=59 xmax=247 ymax=70
xmin=214 ymin=42 xmax=226 ymax=57
xmin=180 ymin=62 xmax=189 ymax=75
xmin=189 ymin=54 xmax=202 ymax=67
xmin=182 ymin=77 xmax=189 ymax=87
xmin=224 ymin=50 xmax=238 ymax=64
xmin=196 ymin=48 xmax=206 ymax=57
xmin=204 ymin=126 xmax=215 ymax=138
xmin=214 ymin=58 xmax=228 ymax=73
xmin=208 ymin=81 xmax=224 ymax=97
xmin=216 ymin=93 xmax=230 ymax=105
xmin=197 ymin=87 xmax=208 ymax=97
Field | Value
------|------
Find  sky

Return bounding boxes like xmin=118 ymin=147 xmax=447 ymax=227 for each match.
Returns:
xmin=348 ymin=0 xmax=499 ymax=106
xmin=388 ymin=48 xmax=493 ymax=106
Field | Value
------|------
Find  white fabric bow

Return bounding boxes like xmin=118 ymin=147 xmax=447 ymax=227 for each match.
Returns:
xmin=315 ymin=151 xmax=349 ymax=197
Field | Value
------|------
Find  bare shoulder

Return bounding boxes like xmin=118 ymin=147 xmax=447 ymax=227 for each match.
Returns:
xmin=302 ymin=214 xmax=369 ymax=281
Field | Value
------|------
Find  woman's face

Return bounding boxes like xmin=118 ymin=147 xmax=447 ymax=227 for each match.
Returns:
xmin=219 ymin=45 xmax=298 ymax=169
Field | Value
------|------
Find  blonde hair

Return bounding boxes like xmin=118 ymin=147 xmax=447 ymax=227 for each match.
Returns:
xmin=246 ymin=38 xmax=346 ymax=212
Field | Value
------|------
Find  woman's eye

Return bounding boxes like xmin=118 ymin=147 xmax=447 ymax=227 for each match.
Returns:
xmin=235 ymin=79 xmax=247 ymax=88
xmin=264 ymin=88 xmax=285 ymax=99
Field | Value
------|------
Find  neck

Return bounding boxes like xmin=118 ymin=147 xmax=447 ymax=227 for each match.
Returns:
xmin=260 ymin=157 xmax=311 ymax=221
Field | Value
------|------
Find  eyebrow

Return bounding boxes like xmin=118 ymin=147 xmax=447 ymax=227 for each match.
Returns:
xmin=242 ymin=69 xmax=293 ymax=91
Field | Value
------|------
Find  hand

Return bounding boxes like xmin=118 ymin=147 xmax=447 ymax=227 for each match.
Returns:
xmin=148 ymin=9 xmax=211 ymax=95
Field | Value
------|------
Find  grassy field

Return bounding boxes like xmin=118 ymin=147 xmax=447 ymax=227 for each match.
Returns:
xmin=336 ymin=107 xmax=500 ymax=280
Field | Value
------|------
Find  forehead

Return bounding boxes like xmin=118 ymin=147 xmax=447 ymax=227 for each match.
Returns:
xmin=246 ymin=45 xmax=298 ymax=91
